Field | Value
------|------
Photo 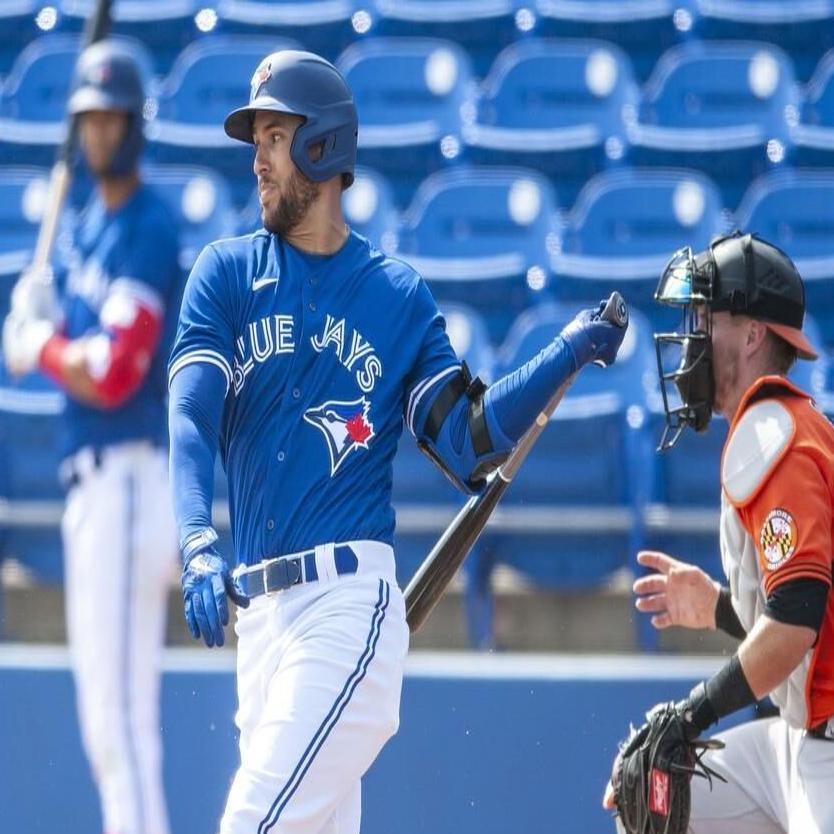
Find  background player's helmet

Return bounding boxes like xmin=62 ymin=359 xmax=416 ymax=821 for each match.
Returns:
xmin=68 ymin=39 xmax=146 ymax=177
xmin=224 ymin=50 xmax=358 ymax=187
xmin=653 ymin=232 xmax=818 ymax=450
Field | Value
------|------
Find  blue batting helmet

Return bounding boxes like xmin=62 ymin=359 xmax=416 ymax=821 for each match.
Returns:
xmin=68 ymin=39 xmax=145 ymax=176
xmin=224 ymin=50 xmax=358 ymax=187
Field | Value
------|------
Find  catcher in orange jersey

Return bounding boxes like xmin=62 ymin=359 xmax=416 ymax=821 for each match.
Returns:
xmin=604 ymin=232 xmax=834 ymax=834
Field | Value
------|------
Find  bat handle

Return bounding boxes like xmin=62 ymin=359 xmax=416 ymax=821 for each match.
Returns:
xmin=599 ymin=290 xmax=629 ymax=329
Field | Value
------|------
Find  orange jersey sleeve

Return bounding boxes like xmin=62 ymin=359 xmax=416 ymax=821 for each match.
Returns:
xmin=740 ymin=448 xmax=832 ymax=597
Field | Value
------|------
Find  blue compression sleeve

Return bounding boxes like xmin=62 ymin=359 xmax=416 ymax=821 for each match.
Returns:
xmin=484 ymin=335 xmax=576 ymax=444
xmin=168 ymin=362 xmax=226 ymax=551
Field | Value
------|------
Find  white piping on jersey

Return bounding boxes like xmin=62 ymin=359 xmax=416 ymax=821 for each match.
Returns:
xmin=108 ymin=277 xmax=165 ymax=317
xmin=168 ymin=349 xmax=233 ymax=396
xmin=406 ymin=364 xmax=461 ymax=436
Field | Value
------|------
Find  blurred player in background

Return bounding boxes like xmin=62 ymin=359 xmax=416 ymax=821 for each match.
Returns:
xmin=168 ymin=49 xmax=626 ymax=833
xmin=605 ymin=233 xmax=834 ymax=833
xmin=2 ymin=40 xmax=182 ymax=834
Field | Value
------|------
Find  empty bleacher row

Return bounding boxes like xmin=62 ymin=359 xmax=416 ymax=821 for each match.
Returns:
xmin=9 ymin=29 xmax=834 ymax=209
xmin=4 ymin=3 xmax=834 ymax=648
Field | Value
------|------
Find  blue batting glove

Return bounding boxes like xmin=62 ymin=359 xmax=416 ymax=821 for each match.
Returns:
xmin=181 ymin=547 xmax=249 ymax=648
xmin=560 ymin=300 xmax=627 ymax=371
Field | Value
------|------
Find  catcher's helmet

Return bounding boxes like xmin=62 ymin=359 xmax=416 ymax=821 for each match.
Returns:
xmin=224 ymin=50 xmax=358 ymax=187
xmin=68 ymin=39 xmax=145 ymax=176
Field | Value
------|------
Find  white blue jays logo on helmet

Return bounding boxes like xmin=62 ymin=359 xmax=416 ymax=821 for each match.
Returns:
xmin=303 ymin=397 xmax=375 ymax=476
xmin=251 ymin=60 xmax=272 ymax=100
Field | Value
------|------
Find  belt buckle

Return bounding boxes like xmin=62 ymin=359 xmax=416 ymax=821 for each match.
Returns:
xmin=262 ymin=555 xmax=303 ymax=596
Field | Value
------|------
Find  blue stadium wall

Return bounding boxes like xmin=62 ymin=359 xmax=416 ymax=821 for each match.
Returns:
xmin=0 ymin=649 xmax=750 ymax=833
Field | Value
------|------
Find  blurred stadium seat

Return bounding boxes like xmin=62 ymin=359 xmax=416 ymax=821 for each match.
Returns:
xmin=395 ymin=166 xmax=560 ymax=341
xmin=0 ymin=167 xmax=50 ymax=289
xmin=551 ymin=167 xmax=728 ymax=312
xmin=534 ymin=0 xmax=687 ymax=82
xmin=215 ymin=0 xmax=359 ymax=63
xmin=463 ymin=38 xmax=638 ymax=206
xmin=372 ymin=0 xmax=523 ymax=78
xmin=0 ymin=1 xmax=56 ymax=77
xmin=0 ymin=367 xmax=65 ymax=583
xmin=793 ymin=49 xmax=834 ymax=167
xmin=690 ymin=0 xmax=834 ymax=82
xmin=735 ymin=168 xmax=834 ymax=347
xmin=143 ymin=164 xmax=239 ymax=272
xmin=338 ymin=38 xmax=475 ymax=207
xmin=147 ymin=35 xmax=298 ymax=208
xmin=342 ymin=166 xmax=399 ymax=250
xmin=627 ymin=40 xmax=800 ymax=208
xmin=60 ymin=0 xmax=201 ymax=74
xmin=460 ymin=302 xmax=655 ymax=644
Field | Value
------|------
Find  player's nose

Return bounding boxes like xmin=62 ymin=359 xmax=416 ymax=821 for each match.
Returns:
xmin=253 ymin=144 xmax=269 ymax=177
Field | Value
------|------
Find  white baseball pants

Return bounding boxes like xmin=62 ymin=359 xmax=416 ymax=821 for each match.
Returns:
xmin=220 ymin=541 xmax=409 ymax=834
xmin=690 ymin=716 xmax=834 ymax=834
xmin=62 ymin=441 xmax=177 ymax=834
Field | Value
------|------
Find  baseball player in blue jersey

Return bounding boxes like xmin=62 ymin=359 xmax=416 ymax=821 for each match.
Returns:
xmin=168 ymin=49 xmax=627 ymax=833
xmin=3 ymin=41 xmax=181 ymax=834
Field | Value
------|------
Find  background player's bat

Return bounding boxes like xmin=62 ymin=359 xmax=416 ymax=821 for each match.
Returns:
xmin=25 ymin=0 xmax=114 ymax=281
xmin=405 ymin=291 xmax=629 ymax=633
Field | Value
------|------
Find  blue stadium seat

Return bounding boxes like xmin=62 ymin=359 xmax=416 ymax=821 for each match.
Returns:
xmin=627 ymin=41 xmax=800 ymax=208
xmin=337 ymin=38 xmax=476 ymax=207
xmin=793 ymin=50 xmax=834 ymax=167
xmin=0 ymin=2 xmax=57 ymax=77
xmin=0 ymin=368 xmax=66 ymax=583
xmin=0 ymin=167 xmax=51 ymax=285
xmin=147 ymin=35 xmax=298 ymax=209
xmin=476 ymin=303 xmax=655 ymax=592
xmin=734 ymin=168 xmax=834 ymax=347
xmin=391 ymin=303 xmax=495 ymax=586
xmin=691 ymin=0 xmax=834 ymax=82
xmin=463 ymin=39 xmax=638 ymax=206
xmin=372 ymin=0 xmax=524 ymax=78
xmin=395 ymin=166 xmax=560 ymax=342
xmin=551 ymin=167 xmax=728 ymax=313
xmin=342 ymin=166 xmax=399 ymax=251
xmin=60 ymin=0 xmax=202 ymax=74
xmin=0 ymin=35 xmax=84 ymax=168
xmin=142 ymin=164 xmax=239 ymax=272
xmin=534 ymin=0 xmax=687 ymax=81
xmin=215 ymin=0 xmax=359 ymax=64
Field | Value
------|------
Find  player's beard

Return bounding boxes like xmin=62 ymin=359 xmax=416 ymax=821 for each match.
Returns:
xmin=713 ymin=342 xmax=738 ymax=415
xmin=262 ymin=167 xmax=320 ymax=237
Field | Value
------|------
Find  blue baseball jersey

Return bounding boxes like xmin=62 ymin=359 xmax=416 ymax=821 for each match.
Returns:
xmin=59 ymin=184 xmax=182 ymax=456
xmin=169 ymin=230 xmax=458 ymax=567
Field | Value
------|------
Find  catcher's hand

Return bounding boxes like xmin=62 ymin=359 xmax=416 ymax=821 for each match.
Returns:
xmin=604 ymin=700 xmax=725 ymax=834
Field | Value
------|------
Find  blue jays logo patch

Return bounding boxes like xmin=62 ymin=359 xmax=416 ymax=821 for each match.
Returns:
xmin=303 ymin=397 xmax=375 ymax=476
xmin=251 ymin=61 xmax=272 ymax=100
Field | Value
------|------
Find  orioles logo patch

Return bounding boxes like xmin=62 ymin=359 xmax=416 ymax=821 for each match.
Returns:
xmin=760 ymin=508 xmax=797 ymax=571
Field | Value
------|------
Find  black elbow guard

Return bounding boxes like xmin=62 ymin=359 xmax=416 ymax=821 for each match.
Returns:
xmin=418 ymin=362 xmax=509 ymax=492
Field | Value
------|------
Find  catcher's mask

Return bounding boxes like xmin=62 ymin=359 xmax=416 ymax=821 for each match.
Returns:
xmin=653 ymin=243 xmax=716 ymax=451
xmin=653 ymin=232 xmax=817 ymax=451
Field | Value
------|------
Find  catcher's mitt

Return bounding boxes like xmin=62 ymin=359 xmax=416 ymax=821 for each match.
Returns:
xmin=610 ymin=701 xmax=726 ymax=834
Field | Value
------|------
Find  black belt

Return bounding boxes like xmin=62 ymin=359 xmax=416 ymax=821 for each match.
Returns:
xmin=236 ymin=545 xmax=359 ymax=599
xmin=808 ymin=720 xmax=834 ymax=741
xmin=59 ymin=448 xmax=103 ymax=490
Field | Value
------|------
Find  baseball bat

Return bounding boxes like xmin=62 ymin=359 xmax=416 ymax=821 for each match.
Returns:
xmin=28 ymin=0 xmax=114 ymax=277
xmin=404 ymin=291 xmax=629 ymax=633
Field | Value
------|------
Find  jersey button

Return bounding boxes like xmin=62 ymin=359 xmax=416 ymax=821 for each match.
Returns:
xmin=277 ymin=451 xmax=285 ymax=462
xmin=267 ymin=519 xmax=275 ymax=530
xmin=308 ymin=301 xmax=316 ymax=312
xmin=309 ymin=275 xmax=318 ymax=286
xmin=292 ymin=388 xmax=300 ymax=399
